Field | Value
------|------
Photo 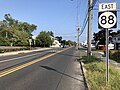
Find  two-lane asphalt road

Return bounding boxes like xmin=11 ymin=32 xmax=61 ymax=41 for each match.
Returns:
xmin=0 ymin=47 xmax=86 ymax=90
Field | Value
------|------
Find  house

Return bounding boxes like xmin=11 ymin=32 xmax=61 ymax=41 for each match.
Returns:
xmin=112 ymin=34 xmax=120 ymax=50
xmin=51 ymin=39 xmax=61 ymax=47
xmin=50 ymin=37 xmax=61 ymax=47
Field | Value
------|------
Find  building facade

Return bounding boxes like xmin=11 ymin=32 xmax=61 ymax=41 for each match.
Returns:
xmin=112 ymin=34 xmax=120 ymax=50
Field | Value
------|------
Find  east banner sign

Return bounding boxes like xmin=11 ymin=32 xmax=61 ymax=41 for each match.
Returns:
xmin=99 ymin=2 xmax=116 ymax=12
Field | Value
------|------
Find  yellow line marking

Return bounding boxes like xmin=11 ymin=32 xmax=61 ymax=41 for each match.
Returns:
xmin=0 ymin=47 xmax=72 ymax=78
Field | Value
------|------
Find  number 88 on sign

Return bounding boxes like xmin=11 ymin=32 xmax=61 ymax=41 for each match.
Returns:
xmin=98 ymin=11 xmax=117 ymax=29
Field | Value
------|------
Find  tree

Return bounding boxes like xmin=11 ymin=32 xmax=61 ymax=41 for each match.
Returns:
xmin=36 ymin=31 xmax=53 ymax=47
xmin=4 ymin=14 xmax=18 ymax=26
xmin=93 ymin=29 xmax=114 ymax=44
xmin=0 ymin=13 xmax=37 ymax=46
xmin=55 ymin=36 xmax=62 ymax=43
xmin=66 ymin=40 xmax=75 ymax=46
xmin=93 ymin=29 xmax=114 ymax=49
xmin=18 ymin=22 xmax=37 ymax=35
xmin=48 ymin=31 xmax=54 ymax=37
xmin=93 ymin=29 xmax=106 ymax=45
xmin=61 ymin=40 xmax=66 ymax=46
xmin=60 ymin=40 xmax=75 ymax=47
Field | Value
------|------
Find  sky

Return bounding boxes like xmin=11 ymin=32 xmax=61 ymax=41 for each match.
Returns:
xmin=0 ymin=0 xmax=120 ymax=42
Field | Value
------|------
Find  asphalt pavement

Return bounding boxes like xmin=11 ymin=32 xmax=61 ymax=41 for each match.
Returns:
xmin=56 ymin=48 xmax=86 ymax=90
xmin=0 ymin=47 xmax=87 ymax=90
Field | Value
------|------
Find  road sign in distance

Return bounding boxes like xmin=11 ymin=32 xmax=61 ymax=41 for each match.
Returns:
xmin=98 ymin=11 xmax=117 ymax=29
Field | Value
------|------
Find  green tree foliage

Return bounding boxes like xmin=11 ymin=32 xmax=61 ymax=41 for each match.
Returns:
xmin=36 ymin=31 xmax=53 ymax=47
xmin=93 ymin=29 xmax=106 ymax=45
xmin=61 ymin=40 xmax=66 ymax=46
xmin=93 ymin=29 xmax=120 ymax=47
xmin=4 ymin=14 xmax=18 ymax=26
xmin=48 ymin=31 xmax=54 ymax=37
xmin=55 ymin=36 xmax=62 ymax=43
xmin=61 ymin=40 xmax=75 ymax=47
xmin=66 ymin=40 xmax=75 ymax=46
xmin=93 ymin=29 xmax=113 ymax=45
xmin=0 ymin=14 xmax=37 ymax=46
xmin=18 ymin=22 xmax=37 ymax=35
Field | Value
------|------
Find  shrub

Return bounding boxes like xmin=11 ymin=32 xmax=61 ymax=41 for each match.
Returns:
xmin=110 ymin=51 xmax=120 ymax=63
xmin=0 ymin=47 xmax=30 ymax=53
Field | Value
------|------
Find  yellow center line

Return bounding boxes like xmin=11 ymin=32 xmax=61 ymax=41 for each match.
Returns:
xmin=0 ymin=47 xmax=72 ymax=78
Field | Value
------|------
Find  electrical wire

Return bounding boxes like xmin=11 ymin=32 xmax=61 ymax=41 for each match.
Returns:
xmin=79 ymin=0 xmax=98 ymax=36
xmin=79 ymin=1 xmax=88 ymax=36
xmin=92 ymin=0 xmax=98 ymax=9
xmin=55 ymin=32 xmax=76 ymax=36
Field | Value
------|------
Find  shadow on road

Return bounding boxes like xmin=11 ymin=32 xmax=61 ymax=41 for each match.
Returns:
xmin=40 ymin=65 xmax=84 ymax=82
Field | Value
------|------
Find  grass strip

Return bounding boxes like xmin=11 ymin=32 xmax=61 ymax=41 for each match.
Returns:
xmin=81 ymin=56 xmax=120 ymax=90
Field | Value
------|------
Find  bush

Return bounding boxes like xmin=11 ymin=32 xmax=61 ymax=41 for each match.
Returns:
xmin=110 ymin=51 xmax=120 ymax=63
xmin=0 ymin=37 xmax=10 ymax=46
xmin=0 ymin=47 xmax=30 ymax=53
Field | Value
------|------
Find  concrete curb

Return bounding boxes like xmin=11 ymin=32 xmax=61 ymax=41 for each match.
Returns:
xmin=79 ymin=61 xmax=90 ymax=90
xmin=0 ymin=48 xmax=51 ymax=57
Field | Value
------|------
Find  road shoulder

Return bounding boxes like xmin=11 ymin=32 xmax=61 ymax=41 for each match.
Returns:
xmin=57 ymin=49 xmax=87 ymax=90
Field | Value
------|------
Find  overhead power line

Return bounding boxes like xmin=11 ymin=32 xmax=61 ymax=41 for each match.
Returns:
xmin=79 ymin=0 xmax=98 ymax=36
xmin=55 ymin=32 xmax=76 ymax=35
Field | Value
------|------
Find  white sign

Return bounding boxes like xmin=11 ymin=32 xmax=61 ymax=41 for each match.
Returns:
xmin=98 ymin=12 xmax=117 ymax=29
xmin=99 ymin=2 xmax=116 ymax=12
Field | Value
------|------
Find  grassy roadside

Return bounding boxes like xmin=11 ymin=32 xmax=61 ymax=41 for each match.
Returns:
xmin=81 ymin=56 xmax=120 ymax=90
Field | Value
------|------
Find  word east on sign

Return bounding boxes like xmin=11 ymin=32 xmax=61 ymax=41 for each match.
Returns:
xmin=99 ymin=2 xmax=116 ymax=12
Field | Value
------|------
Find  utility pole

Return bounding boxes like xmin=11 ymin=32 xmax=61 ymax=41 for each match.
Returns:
xmin=77 ymin=28 xmax=80 ymax=49
xmin=77 ymin=16 xmax=80 ymax=49
xmin=76 ymin=0 xmax=80 ymax=49
xmin=87 ymin=0 xmax=93 ymax=56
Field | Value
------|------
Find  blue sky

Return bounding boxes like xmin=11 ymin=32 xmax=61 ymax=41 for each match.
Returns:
xmin=0 ymin=0 xmax=119 ymax=42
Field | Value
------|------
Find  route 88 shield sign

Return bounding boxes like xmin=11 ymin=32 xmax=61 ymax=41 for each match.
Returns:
xmin=98 ymin=11 xmax=117 ymax=29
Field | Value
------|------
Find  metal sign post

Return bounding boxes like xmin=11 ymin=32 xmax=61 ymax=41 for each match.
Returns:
xmin=106 ymin=28 xmax=109 ymax=84
xmin=98 ymin=2 xmax=117 ymax=85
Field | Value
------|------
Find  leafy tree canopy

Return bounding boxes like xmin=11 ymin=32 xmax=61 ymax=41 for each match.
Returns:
xmin=36 ymin=31 xmax=53 ymax=47
xmin=93 ymin=29 xmax=120 ymax=49
xmin=55 ymin=36 xmax=62 ymax=43
xmin=0 ymin=14 xmax=37 ymax=46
